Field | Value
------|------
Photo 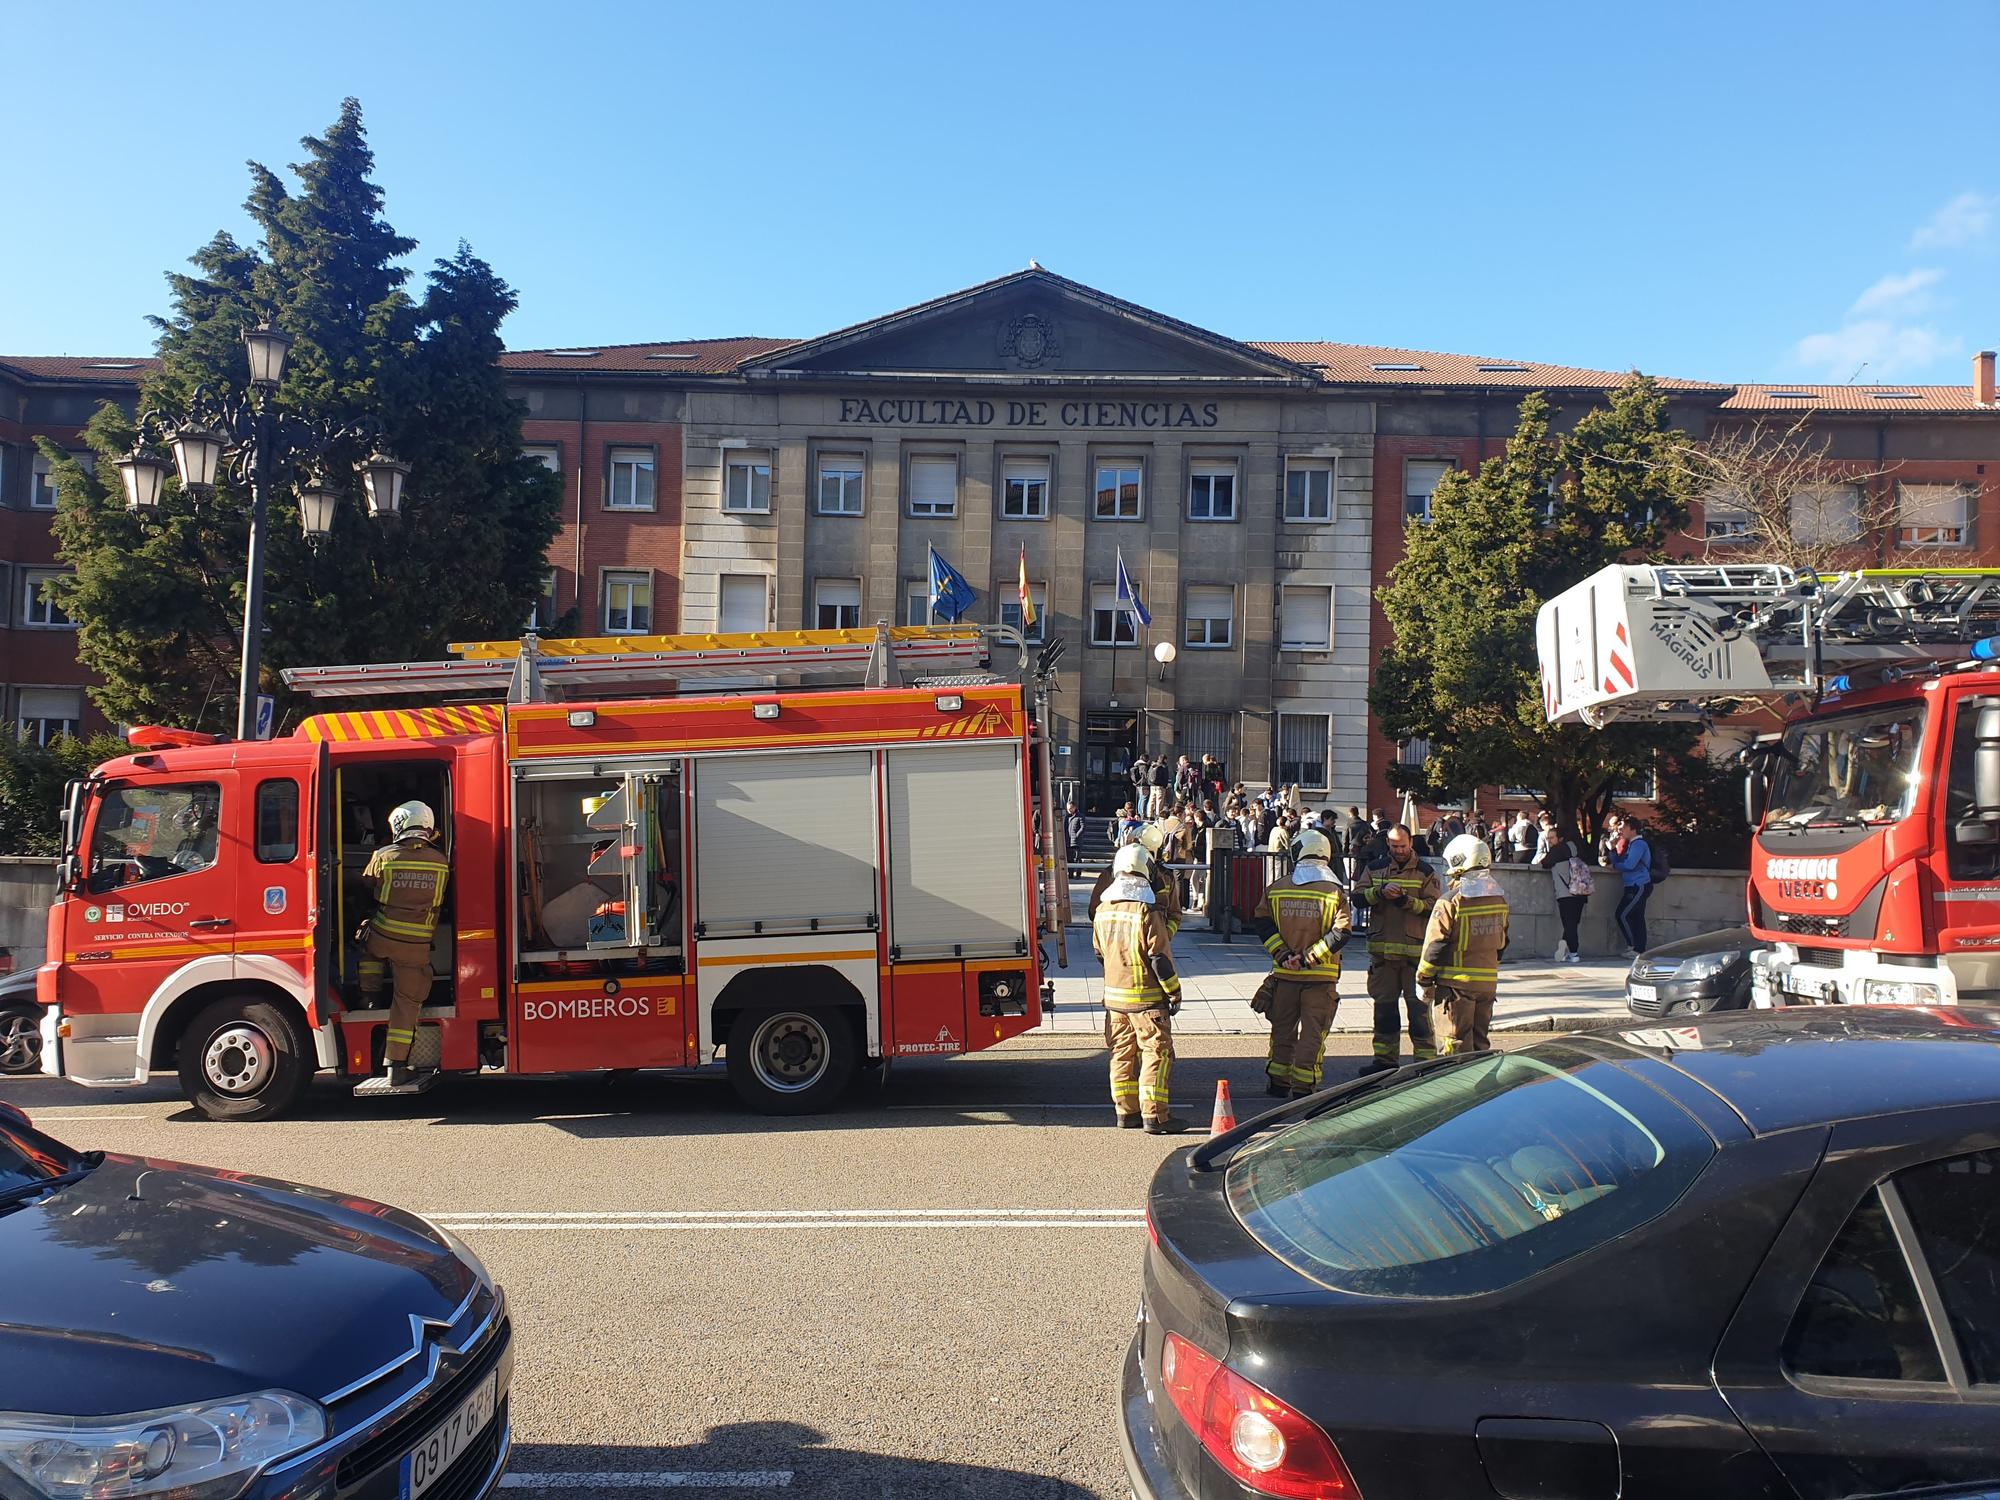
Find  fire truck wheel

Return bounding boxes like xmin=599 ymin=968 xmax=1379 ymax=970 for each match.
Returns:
xmin=176 ymin=997 xmax=312 ymax=1122
xmin=726 ymin=1007 xmax=856 ymax=1114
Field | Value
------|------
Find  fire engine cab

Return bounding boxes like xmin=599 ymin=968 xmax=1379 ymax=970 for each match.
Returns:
xmin=1539 ymin=564 xmax=2000 ymax=1009
xmin=38 ymin=624 xmax=1066 ymax=1120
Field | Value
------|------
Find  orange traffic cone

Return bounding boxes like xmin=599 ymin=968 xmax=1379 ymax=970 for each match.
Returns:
xmin=1210 ymin=1079 xmax=1237 ymax=1135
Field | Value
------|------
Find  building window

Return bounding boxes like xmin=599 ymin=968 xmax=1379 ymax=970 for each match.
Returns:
xmin=1001 ymin=457 xmax=1050 ymax=519
xmin=1704 ymin=487 xmax=1751 ymax=542
xmin=1187 ymin=461 xmax=1237 ymax=522
xmin=1612 ymin=770 xmax=1658 ymax=802
xmin=1179 ymin=712 xmax=1232 ymax=777
xmin=524 ymin=444 xmax=561 ymax=475
xmin=718 ymin=573 xmax=768 ymax=633
xmin=907 ymin=456 xmax=958 ymax=518
xmin=1276 ymin=714 xmax=1330 ymax=790
xmin=1898 ymin=483 xmax=1972 ymax=547
xmin=1792 ymin=482 xmax=1863 ymax=545
xmin=527 ymin=568 xmax=559 ymax=632
xmin=816 ymin=453 xmax=864 ymax=516
xmin=723 ymin=452 xmax=771 ymax=514
xmin=1090 ymin=582 xmax=1138 ymax=646
xmin=1094 ymin=460 xmax=1143 ymax=520
xmin=1397 ymin=738 xmax=1431 ymax=768
xmin=602 ymin=571 xmax=653 ymax=634
xmin=1284 ymin=459 xmax=1334 ymax=523
xmin=1184 ymin=584 xmax=1234 ymax=648
xmin=903 ymin=580 xmax=931 ymax=627
xmin=22 ymin=568 xmax=73 ymax=628
xmin=814 ymin=577 xmax=862 ymax=630
xmin=999 ymin=582 xmax=1047 ymax=644
xmin=1278 ymin=584 xmax=1332 ymax=651
xmin=606 ymin=447 xmax=656 ymax=511
xmin=1405 ymin=459 xmax=1451 ymax=523
xmin=29 ymin=452 xmax=57 ymax=510
xmin=16 ymin=687 xmax=82 ymax=745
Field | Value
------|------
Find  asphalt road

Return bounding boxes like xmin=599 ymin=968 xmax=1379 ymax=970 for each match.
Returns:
xmin=2 ymin=1031 xmax=1477 ymax=1499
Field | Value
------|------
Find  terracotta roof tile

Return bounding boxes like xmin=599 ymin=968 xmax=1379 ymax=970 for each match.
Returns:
xmin=0 ymin=355 xmax=157 ymax=384
xmin=1248 ymin=341 xmax=1728 ymax=393
xmin=1721 ymin=384 xmax=1995 ymax=414
xmin=498 ymin=337 xmax=795 ymax=374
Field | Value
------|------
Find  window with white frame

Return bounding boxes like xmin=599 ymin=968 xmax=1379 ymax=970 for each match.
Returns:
xmin=1089 ymin=582 xmax=1138 ymax=646
xmin=723 ymin=451 xmax=771 ymax=513
xmin=524 ymin=444 xmax=561 ymax=475
xmin=1404 ymin=459 xmax=1451 ymax=523
xmin=1397 ymin=738 xmax=1431 ymax=768
xmin=999 ymin=581 xmax=1047 ymax=644
xmin=814 ymin=577 xmax=862 ymax=630
xmin=30 ymin=452 xmax=57 ymax=510
xmin=1001 ymin=456 xmax=1050 ymax=519
xmin=15 ymin=688 xmax=82 ymax=746
xmin=817 ymin=452 xmax=864 ymax=515
xmin=1284 ymin=459 xmax=1334 ymax=523
xmin=1187 ymin=460 xmax=1237 ymax=521
xmin=1276 ymin=714 xmax=1331 ymax=790
xmin=718 ymin=573 xmax=768 ymax=632
xmin=1094 ymin=459 xmax=1143 ymax=519
xmin=907 ymin=456 xmax=958 ymax=518
xmin=1278 ymin=584 xmax=1332 ymax=651
xmin=22 ymin=568 xmax=73 ymax=628
xmin=1898 ymin=483 xmax=1972 ymax=547
xmin=526 ymin=568 xmax=559 ymax=631
xmin=602 ymin=570 xmax=652 ymax=634
xmin=1184 ymin=584 xmax=1234 ymax=648
xmin=606 ymin=447 xmax=656 ymax=510
xmin=1704 ymin=486 xmax=1751 ymax=541
xmin=903 ymin=580 xmax=931 ymax=627
xmin=1791 ymin=482 xmax=1863 ymax=545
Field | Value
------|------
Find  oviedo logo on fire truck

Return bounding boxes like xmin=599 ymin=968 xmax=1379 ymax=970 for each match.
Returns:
xmin=1765 ymin=856 xmax=1839 ymax=903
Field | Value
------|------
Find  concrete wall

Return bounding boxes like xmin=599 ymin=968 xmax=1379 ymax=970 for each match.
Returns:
xmin=1487 ymin=863 xmax=1750 ymax=959
xmin=0 ymin=857 xmax=57 ymax=970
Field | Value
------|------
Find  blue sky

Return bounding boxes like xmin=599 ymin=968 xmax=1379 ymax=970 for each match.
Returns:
xmin=5 ymin=1 xmax=1997 ymax=386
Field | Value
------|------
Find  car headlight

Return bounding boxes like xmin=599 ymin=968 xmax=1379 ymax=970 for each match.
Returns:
xmin=1678 ymin=954 xmax=1731 ymax=982
xmin=0 ymin=1391 xmax=325 ymax=1500
xmin=1861 ymin=979 xmax=1944 ymax=1006
xmin=427 ymin=1220 xmax=494 ymax=1291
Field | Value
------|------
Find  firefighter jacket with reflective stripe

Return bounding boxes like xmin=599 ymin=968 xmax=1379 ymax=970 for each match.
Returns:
xmin=1252 ymin=877 xmax=1351 ymax=983
xmin=1092 ymin=899 xmax=1182 ymax=1012
xmin=1087 ymin=863 xmax=1182 ymax=938
xmin=1417 ymin=879 xmax=1510 ymax=997
xmin=1356 ymin=855 xmax=1441 ymax=959
xmin=363 ymin=837 xmax=451 ymax=944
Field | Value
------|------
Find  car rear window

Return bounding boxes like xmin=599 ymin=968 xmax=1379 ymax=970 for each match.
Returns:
xmin=1226 ymin=1044 xmax=1715 ymax=1297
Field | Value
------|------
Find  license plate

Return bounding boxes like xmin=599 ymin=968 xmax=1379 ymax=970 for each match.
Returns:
xmin=1629 ymin=984 xmax=1657 ymax=1004
xmin=406 ymin=1371 xmax=498 ymax=1500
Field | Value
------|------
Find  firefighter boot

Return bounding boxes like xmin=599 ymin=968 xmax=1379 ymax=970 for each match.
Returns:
xmin=1356 ymin=1056 xmax=1398 ymax=1078
xmin=1144 ymin=1116 xmax=1191 ymax=1136
xmin=1116 ymin=1113 xmax=1143 ymax=1129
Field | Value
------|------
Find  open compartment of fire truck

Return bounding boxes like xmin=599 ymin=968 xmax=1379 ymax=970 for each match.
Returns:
xmin=515 ymin=766 xmax=683 ymax=964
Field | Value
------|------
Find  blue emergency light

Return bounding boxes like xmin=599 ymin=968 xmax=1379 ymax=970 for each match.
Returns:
xmin=1973 ymin=637 xmax=2000 ymax=661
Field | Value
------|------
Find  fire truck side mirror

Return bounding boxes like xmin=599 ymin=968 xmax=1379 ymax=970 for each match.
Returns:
xmin=1743 ymin=771 xmax=1767 ymax=830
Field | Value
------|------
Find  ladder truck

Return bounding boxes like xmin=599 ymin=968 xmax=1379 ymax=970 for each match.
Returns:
xmin=36 ymin=624 xmax=1069 ymax=1120
xmin=1538 ymin=564 xmax=2000 ymax=1009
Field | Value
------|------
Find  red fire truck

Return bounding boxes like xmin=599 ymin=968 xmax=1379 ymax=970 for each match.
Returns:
xmin=1539 ymin=564 xmax=2000 ymax=1008
xmin=37 ymin=625 xmax=1067 ymax=1120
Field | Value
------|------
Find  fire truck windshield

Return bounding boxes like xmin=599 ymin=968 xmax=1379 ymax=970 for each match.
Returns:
xmin=1767 ymin=701 xmax=1927 ymax=829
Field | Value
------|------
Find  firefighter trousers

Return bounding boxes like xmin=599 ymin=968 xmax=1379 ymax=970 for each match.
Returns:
xmin=1106 ymin=1007 xmax=1174 ymax=1121
xmin=360 ymin=928 xmax=432 ymax=1065
xmin=1434 ymin=985 xmax=1495 ymax=1055
xmin=1366 ymin=958 xmax=1436 ymax=1062
xmin=1264 ymin=979 xmax=1338 ymax=1094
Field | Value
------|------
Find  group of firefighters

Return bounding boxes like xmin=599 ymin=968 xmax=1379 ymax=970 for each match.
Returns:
xmin=1088 ymin=817 xmax=1511 ymax=1132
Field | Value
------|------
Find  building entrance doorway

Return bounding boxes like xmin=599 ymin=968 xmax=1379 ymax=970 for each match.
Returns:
xmin=1083 ymin=710 xmax=1140 ymax=816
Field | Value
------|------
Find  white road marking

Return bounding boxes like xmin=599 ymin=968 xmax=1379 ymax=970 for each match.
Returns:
xmin=19 ymin=1113 xmax=150 ymax=1121
xmin=432 ymin=1208 xmax=1144 ymax=1231
xmin=432 ymin=1208 xmax=1137 ymax=1219
xmin=500 ymin=1473 xmax=792 ymax=1490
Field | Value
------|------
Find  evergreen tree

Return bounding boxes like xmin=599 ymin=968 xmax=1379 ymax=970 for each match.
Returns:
xmin=1371 ymin=380 xmax=1699 ymax=838
xmin=48 ymin=99 xmax=559 ymax=731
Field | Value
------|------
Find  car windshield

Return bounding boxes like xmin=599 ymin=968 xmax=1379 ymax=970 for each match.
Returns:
xmin=0 ymin=1115 xmax=87 ymax=1198
xmin=1767 ymin=702 xmax=1927 ymax=828
xmin=1225 ymin=1045 xmax=1714 ymax=1297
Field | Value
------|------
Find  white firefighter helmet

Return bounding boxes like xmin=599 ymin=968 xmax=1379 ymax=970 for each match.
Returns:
xmin=389 ymin=800 xmax=436 ymax=840
xmin=1137 ymin=822 xmax=1169 ymax=856
xmin=1292 ymin=828 xmax=1333 ymax=864
xmin=1442 ymin=833 xmax=1492 ymax=876
xmin=1113 ymin=842 xmax=1151 ymax=878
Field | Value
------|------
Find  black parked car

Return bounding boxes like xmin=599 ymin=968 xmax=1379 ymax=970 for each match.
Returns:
xmin=0 ymin=968 xmax=42 ymax=1076
xmin=0 ymin=1101 xmax=511 ymax=1500
xmin=1122 ymin=1007 xmax=2000 ymax=1500
xmin=1626 ymin=926 xmax=1761 ymax=1018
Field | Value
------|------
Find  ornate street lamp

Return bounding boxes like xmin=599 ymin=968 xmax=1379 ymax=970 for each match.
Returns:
xmin=242 ymin=323 xmax=293 ymax=389
xmin=169 ymin=425 xmax=227 ymax=495
xmin=115 ymin=448 xmax=171 ymax=512
xmin=361 ymin=451 xmax=411 ymax=520
xmin=297 ymin=474 xmax=342 ymax=545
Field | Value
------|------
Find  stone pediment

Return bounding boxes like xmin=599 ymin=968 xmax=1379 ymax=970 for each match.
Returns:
xmin=739 ymin=268 xmax=1310 ymax=384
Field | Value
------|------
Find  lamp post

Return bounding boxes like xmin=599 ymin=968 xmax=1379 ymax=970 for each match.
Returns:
xmin=114 ymin=324 xmax=408 ymax=741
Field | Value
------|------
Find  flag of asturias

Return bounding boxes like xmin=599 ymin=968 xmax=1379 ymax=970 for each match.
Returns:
xmin=928 ymin=545 xmax=978 ymax=623
xmin=1017 ymin=544 xmax=1037 ymax=630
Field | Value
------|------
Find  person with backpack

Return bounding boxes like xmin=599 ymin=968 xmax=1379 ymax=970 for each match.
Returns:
xmin=1534 ymin=812 xmax=1590 ymax=963
xmin=1600 ymin=811 xmax=1656 ymax=956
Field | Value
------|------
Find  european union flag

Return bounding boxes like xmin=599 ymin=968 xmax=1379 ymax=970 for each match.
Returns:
xmin=928 ymin=545 xmax=977 ymax=623
xmin=1115 ymin=548 xmax=1152 ymax=629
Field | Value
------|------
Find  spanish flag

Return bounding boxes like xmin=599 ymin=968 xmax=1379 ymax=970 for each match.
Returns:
xmin=1017 ymin=544 xmax=1037 ymax=630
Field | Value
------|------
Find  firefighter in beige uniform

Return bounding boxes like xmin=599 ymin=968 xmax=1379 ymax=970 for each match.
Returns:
xmin=1092 ymin=842 xmax=1189 ymax=1135
xmin=1250 ymin=830 xmax=1351 ymax=1097
xmin=1419 ymin=834 xmax=1511 ymax=1054
xmin=359 ymin=801 xmax=451 ymax=1086
xmin=1354 ymin=824 xmax=1441 ymax=1075
xmin=1085 ymin=822 xmax=1182 ymax=936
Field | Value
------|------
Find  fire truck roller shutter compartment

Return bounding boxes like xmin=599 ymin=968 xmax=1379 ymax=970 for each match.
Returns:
xmin=885 ymin=743 xmax=1032 ymax=1054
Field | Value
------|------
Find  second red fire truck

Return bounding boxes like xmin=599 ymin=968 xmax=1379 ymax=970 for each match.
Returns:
xmin=36 ymin=625 xmax=1066 ymax=1119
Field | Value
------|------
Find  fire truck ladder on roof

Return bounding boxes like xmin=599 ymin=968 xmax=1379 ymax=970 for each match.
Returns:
xmin=280 ymin=623 xmax=1030 ymax=702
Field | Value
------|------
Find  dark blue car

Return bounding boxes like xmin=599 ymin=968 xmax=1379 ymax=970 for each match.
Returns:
xmin=0 ymin=1101 xmax=510 ymax=1500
